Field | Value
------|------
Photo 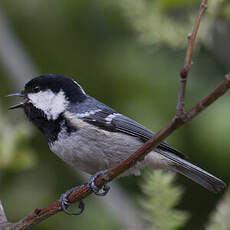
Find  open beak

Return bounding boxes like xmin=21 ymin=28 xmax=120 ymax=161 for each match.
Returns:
xmin=7 ymin=92 xmax=27 ymax=110
xmin=7 ymin=92 xmax=25 ymax=97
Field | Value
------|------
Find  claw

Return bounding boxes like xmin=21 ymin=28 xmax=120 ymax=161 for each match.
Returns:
xmin=89 ymin=170 xmax=111 ymax=196
xmin=59 ymin=170 xmax=110 ymax=215
xmin=59 ymin=186 xmax=85 ymax=215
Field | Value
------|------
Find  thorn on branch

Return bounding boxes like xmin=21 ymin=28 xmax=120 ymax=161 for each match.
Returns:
xmin=201 ymin=2 xmax=208 ymax=10
xmin=34 ymin=208 xmax=42 ymax=215
xmin=187 ymin=33 xmax=192 ymax=40
xmin=180 ymin=67 xmax=188 ymax=79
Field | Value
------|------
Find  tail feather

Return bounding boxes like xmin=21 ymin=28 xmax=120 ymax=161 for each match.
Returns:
xmin=171 ymin=161 xmax=225 ymax=193
xmin=159 ymin=151 xmax=226 ymax=193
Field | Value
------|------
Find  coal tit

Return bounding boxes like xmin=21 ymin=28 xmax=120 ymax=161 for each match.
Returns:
xmin=8 ymin=74 xmax=226 ymax=214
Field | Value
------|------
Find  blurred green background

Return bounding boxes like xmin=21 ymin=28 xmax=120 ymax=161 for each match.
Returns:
xmin=0 ymin=0 xmax=230 ymax=229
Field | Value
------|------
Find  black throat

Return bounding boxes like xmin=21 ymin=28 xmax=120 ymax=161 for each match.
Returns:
xmin=24 ymin=104 xmax=77 ymax=143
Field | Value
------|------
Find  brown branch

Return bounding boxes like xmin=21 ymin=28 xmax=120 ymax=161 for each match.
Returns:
xmin=176 ymin=0 xmax=208 ymax=115
xmin=1 ymin=1 xmax=229 ymax=229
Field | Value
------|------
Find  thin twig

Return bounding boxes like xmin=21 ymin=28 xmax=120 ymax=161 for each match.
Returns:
xmin=184 ymin=0 xmax=208 ymax=74
xmin=176 ymin=0 xmax=208 ymax=115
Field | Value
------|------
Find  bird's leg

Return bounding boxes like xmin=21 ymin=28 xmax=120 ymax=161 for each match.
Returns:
xmin=59 ymin=185 xmax=85 ymax=215
xmin=59 ymin=170 xmax=110 ymax=215
xmin=88 ymin=170 xmax=110 ymax=196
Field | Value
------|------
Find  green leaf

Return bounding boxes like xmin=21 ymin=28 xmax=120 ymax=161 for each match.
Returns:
xmin=139 ymin=170 xmax=189 ymax=230
xmin=206 ymin=186 xmax=230 ymax=230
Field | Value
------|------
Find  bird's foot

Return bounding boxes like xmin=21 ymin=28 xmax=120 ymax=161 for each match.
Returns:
xmin=89 ymin=170 xmax=110 ymax=196
xmin=59 ymin=170 xmax=110 ymax=215
xmin=59 ymin=185 xmax=85 ymax=215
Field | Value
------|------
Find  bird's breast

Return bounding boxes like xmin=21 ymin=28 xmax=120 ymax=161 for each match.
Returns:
xmin=49 ymin=116 xmax=144 ymax=175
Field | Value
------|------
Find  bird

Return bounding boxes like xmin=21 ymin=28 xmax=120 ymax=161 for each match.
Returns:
xmin=8 ymin=73 xmax=226 ymax=214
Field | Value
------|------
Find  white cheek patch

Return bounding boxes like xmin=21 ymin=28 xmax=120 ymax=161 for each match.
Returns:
xmin=28 ymin=90 xmax=69 ymax=120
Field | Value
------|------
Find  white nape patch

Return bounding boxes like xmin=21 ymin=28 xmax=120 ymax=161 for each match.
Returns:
xmin=73 ymin=80 xmax=86 ymax=95
xmin=28 ymin=90 xmax=69 ymax=120
xmin=76 ymin=109 xmax=101 ymax=118
xmin=105 ymin=113 xmax=118 ymax=124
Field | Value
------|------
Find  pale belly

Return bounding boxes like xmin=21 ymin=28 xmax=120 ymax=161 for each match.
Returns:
xmin=49 ymin=119 xmax=169 ymax=175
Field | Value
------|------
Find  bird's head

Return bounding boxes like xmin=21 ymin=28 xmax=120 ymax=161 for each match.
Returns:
xmin=8 ymin=74 xmax=87 ymax=121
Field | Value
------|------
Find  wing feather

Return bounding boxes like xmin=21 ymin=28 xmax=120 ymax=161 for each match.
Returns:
xmin=79 ymin=108 xmax=186 ymax=159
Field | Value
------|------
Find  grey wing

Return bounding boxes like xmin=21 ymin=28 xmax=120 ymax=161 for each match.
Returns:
xmin=81 ymin=108 xmax=186 ymax=159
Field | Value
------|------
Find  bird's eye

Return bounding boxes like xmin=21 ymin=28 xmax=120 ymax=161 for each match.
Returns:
xmin=33 ymin=86 xmax=40 ymax=93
